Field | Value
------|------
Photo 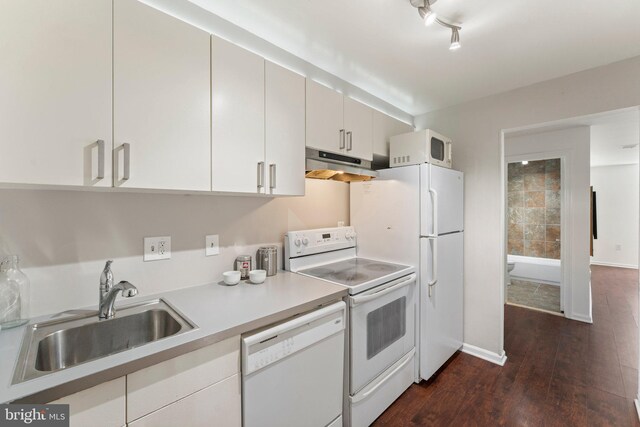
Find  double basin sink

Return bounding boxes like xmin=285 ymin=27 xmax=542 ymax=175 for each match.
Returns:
xmin=12 ymin=299 xmax=196 ymax=384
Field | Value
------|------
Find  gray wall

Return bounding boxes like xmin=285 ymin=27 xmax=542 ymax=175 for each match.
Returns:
xmin=0 ymin=180 xmax=350 ymax=316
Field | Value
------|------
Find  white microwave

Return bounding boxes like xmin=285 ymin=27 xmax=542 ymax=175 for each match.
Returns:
xmin=389 ymin=129 xmax=453 ymax=169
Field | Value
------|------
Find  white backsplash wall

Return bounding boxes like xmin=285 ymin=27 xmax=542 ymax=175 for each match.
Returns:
xmin=0 ymin=179 xmax=349 ymax=317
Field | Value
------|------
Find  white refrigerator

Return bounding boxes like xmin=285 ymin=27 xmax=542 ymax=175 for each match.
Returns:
xmin=350 ymin=163 xmax=464 ymax=381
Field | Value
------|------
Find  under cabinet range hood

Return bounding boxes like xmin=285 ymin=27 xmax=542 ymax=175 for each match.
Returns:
xmin=305 ymin=148 xmax=377 ymax=182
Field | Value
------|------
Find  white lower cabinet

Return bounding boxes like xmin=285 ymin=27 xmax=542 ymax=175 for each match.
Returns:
xmin=127 ymin=335 xmax=240 ymax=424
xmin=128 ymin=374 xmax=241 ymax=427
xmin=47 ymin=336 xmax=240 ymax=427
xmin=49 ymin=377 xmax=126 ymax=427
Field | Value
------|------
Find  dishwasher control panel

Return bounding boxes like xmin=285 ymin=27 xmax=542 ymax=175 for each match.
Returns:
xmin=242 ymin=302 xmax=346 ymax=375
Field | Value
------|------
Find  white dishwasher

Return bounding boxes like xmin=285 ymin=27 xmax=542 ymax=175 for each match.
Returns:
xmin=242 ymin=301 xmax=346 ymax=427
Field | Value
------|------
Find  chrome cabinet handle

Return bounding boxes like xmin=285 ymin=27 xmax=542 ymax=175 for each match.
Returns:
xmin=96 ymin=139 xmax=105 ymax=180
xmin=122 ymin=143 xmax=130 ymax=181
xmin=257 ymin=162 xmax=265 ymax=190
xmin=346 ymin=131 xmax=353 ymax=151
xmin=339 ymin=129 xmax=345 ymax=149
xmin=269 ymin=163 xmax=276 ymax=190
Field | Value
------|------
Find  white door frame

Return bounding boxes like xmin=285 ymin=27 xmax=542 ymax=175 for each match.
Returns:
xmin=503 ymin=148 xmax=572 ymax=317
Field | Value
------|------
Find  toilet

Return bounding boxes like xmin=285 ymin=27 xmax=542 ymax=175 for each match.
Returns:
xmin=507 ymin=262 xmax=515 ymax=285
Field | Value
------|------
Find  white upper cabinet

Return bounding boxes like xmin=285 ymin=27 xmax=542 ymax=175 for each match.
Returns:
xmin=305 ymin=80 xmax=345 ymax=156
xmin=306 ymin=80 xmax=374 ymax=161
xmin=0 ymin=0 xmax=112 ymax=187
xmin=212 ymin=36 xmax=266 ymax=194
xmin=372 ymin=110 xmax=413 ymax=158
xmin=265 ymin=62 xmax=305 ymax=196
xmin=114 ymin=0 xmax=211 ymax=191
xmin=343 ymin=97 xmax=374 ymax=161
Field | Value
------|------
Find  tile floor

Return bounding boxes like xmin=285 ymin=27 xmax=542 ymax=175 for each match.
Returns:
xmin=507 ymin=278 xmax=561 ymax=313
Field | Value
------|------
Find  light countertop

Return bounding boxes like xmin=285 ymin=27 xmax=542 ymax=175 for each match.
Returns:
xmin=0 ymin=271 xmax=347 ymax=403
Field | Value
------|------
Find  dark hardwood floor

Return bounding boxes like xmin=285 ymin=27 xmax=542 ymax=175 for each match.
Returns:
xmin=373 ymin=265 xmax=639 ymax=426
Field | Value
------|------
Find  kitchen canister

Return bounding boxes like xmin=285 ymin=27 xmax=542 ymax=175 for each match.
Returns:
xmin=256 ymin=246 xmax=278 ymax=277
xmin=235 ymin=255 xmax=252 ymax=280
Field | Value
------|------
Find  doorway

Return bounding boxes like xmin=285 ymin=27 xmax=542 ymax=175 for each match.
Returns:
xmin=501 ymin=106 xmax=640 ymax=324
xmin=505 ymin=158 xmax=562 ymax=314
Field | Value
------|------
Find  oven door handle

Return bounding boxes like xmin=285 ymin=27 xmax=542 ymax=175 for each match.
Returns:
xmin=350 ymin=273 xmax=416 ymax=307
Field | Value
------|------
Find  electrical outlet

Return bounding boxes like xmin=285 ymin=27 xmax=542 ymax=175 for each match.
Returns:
xmin=205 ymin=234 xmax=219 ymax=256
xmin=615 ymin=244 xmax=622 ymax=251
xmin=144 ymin=236 xmax=171 ymax=261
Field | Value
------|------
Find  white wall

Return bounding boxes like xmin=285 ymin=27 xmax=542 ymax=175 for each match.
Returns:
xmin=0 ymin=180 xmax=349 ymax=317
xmin=414 ymin=55 xmax=640 ymax=355
xmin=506 ymin=127 xmax=592 ymax=320
xmin=590 ymin=164 xmax=639 ymax=268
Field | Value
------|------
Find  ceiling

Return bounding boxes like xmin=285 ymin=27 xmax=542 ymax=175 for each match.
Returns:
xmin=187 ymin=0 xmax=640 ymax=116
xmin=506 ymin=109 xmax=639 ymax=167
xmin=589 ymin=109 xmax=639 ymax=167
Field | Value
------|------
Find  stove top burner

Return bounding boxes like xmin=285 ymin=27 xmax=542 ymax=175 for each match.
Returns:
xmin=299 ymin=257 xmax=410 ymax=288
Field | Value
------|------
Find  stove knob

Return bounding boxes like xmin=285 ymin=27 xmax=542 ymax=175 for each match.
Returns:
xmin=294 ymin=237 xmax=302 ymax=247
xmin=302 ymin=237 xmax=309 ymax=245
xmin=345 ymin=231 xmax=353 ymax=240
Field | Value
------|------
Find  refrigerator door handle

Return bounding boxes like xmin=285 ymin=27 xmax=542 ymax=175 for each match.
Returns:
xmin=428 ymin=187 xmax=438 ymax=237
xmin=427 ymin=236 xmax=438 ymax=297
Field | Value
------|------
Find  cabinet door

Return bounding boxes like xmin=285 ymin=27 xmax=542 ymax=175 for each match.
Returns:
xmin=128 ymin=374 xmax=241 ymax=427
xmin=343 ymin=97 xmax=373 ymax=161
xmin=114 ymin=0 xmax=211 ymax=191
xmin=212 ymin=37 xmax=265 ymax=194
xmin=265 ymin=62 xmax=305 ymax=196
xmin=49 ymin=377 xmax=126 ymax=427
xmin=372 ymin=110 xmax=413 ymax=157
xmin=305 ymin=80 xmax=344 ymax=155
xmin=127 ymin=336 xmax=240 ymax=422
xmin=0 ymin=0 xmax=112 ymax=187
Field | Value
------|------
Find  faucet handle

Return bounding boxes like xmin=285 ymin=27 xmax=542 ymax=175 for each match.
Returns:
xmin=100 ymin=260 xmax=114 ymax=290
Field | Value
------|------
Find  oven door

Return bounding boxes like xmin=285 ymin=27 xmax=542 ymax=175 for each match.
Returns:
xmin=349 ymin=273 xmax=416 ymax=395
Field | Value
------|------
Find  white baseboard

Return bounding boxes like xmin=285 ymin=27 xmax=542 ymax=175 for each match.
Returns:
xmin=461 ymin=343 xmax=507 ymax=366
xmin=635 ymin=398 xmax=640 ymax=422
xmin=566 ymin=312 xmax=593 ymax=324
xmin=590 ymin=261 xmax=639 ymax=269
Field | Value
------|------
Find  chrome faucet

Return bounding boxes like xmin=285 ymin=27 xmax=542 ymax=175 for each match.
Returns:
xmin=99 ymin=260 xmax=138 ymax=319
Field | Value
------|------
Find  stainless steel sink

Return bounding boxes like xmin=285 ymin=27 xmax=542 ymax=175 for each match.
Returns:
xmin=12 ymin=299 xmax=196 ymax=384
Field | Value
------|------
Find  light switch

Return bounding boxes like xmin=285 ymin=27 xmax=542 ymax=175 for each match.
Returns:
xmin=205 ymin=235 xmax=219 ymax=256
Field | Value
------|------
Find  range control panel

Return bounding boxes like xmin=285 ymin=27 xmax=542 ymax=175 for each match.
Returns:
xmin=284 ymin=226 xmax=356 ymax=259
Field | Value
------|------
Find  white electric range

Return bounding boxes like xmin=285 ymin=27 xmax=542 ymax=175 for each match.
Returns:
xmin=285 ymin=226 xmax=417 ymax=427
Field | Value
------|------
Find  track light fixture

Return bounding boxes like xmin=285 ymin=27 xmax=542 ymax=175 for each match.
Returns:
xmin=449 ymin=27 xmax=461 ymax=50
xmin=409 ymin=0 xmax=463 ymax=50
xmin=418 ymin=3 xmax=437 ymax=26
